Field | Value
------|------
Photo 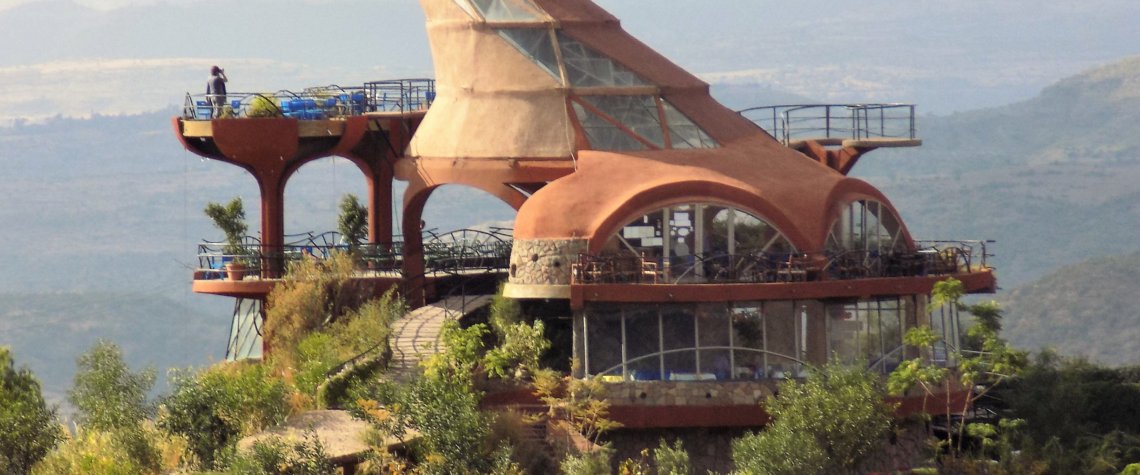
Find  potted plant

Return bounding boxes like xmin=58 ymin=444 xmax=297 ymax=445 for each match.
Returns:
xmin=337 ymin=193 xmax=368 ymax=249
xmin=204 ymin=197 xmax=249 ymax=280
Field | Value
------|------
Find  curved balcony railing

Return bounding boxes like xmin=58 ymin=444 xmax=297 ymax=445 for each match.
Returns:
xmin=181 ymin=78 xmax=436 ymax=120
xmin=571 ymin=240 xmax=993 ymax=285
xmin=593 ymin=347 xmax=808 ymax=382
xmin=195 ymin=227 xmax=512 ymax=280
xmin=738 ymin=103 xmax=917 ymax=146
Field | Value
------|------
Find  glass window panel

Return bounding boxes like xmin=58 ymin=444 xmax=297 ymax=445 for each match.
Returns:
xmin=582 ymin=95 xmax=665 ymax=148
xmin=732 ymin=304 xmax=765 ymax=379
xmin=662 ymin=100 xmax=718 ymax=149
xmin=572 ymin=101 xmax=649 ymax=151
xmin=471 ymin=0 xmax=546 ymax=22
xmin=879 ymin=299 xmax=904 ymax=372
xmin=625 ymin=306 xmax=661 ymax=380
xmin=764 ymin=301 xmax=799 ymax=378
xmin=497 ymin=28 xmax=561 ymax=81
xmin=828 ymin=200 xmax=906 ymax=253
xmin=227 ymin=298 xmax=263 ymax=361
xmin=557 ymin=33 xmax=649 ymax=87
xmin=697 ymin=303 xmax=731 ymax=380
xmin=826 ymin=302 xmax=863 ymax=366
xmin=605 ymin=204 xmax=796 ymax=284
xmin=585 ymin=306 xmax=622 ymax=376
xmin=661 ymin=305 xmax=696 ymax=379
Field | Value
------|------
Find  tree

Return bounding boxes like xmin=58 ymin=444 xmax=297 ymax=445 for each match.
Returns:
xmin=0 ymin=347 xmax=63 ymax=474
xmin=337 ymin=193 xmax=368 ymax=247
xmin=732 ymin=363 xmax=892 ymax=475
xmin=158 ymin=362 xmax=287 ymax=470
xmin=66 ymin=340 xmax=166 ymax=471
xmin=204 ymin=197 xmax=248 ymax=256
xmin=888 ymin=278 xmax=1027 ymax=457
xmin=69 ymin=340 xmax=155 ymax=431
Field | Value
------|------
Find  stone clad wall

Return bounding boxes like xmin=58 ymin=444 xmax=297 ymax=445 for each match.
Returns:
xmin=601 ymin=380 xmax=776 ymax=407
xmin=509 ymin=238 xmax=587 ymax=285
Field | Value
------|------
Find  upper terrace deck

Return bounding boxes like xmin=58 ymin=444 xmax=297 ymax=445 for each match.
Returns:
xmin=182 ymin=79 xmax=436 ymax=122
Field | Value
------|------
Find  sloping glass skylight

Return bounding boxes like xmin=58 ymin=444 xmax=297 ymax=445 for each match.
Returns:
xmin=470 ymin=0 xmax=547 ymax=22
xmin=572 ymin=102 xmax=649 ymax=152
xmin=582 ymin=96 xmax=665 ymax=147
xmin=558 ymin=33 xmax=649 ymax=87
xmin=662 ymin=101 xmax=718 ymax=149
xmin=497 ymin=28 xmax=561 ymax=81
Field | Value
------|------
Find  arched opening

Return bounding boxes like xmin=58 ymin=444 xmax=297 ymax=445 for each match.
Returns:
xmin=825 ymin=199 xmax=907 ymax=254
xmin=283 ymin=156 xmax=369 ymax=251
xmin=598 ymin=202 xmax=795 ymax=284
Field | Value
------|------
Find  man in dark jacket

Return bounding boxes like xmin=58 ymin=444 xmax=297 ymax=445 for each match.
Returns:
xmin=206 ymin=66 xmax=228 ymax=118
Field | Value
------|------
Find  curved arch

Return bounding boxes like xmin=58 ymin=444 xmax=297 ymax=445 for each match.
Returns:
xmin=823 ymin=179 xmax=915 ymax=251
xmin=587 ymin=180 xmax=811 ymax=254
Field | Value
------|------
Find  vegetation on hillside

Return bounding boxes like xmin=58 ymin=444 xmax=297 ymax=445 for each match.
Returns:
xmin=1001 ymin=252 xmax=1140 ymax=365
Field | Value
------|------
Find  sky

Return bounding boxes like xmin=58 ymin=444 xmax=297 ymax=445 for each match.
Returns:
xmin=0 ymin=0 xmax=1138 ymax=123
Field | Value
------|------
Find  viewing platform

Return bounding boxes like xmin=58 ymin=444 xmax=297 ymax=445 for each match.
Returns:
xmin=191 ymin=228 xmax=513 ymax=299
xmin=739 ymin=103 xmax=922 ymax=174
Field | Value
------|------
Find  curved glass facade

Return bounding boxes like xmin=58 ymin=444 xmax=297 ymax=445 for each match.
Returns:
xmin=597 ymin=203 xmax=795 ymax=284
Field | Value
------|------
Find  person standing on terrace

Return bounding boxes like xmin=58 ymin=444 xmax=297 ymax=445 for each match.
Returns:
xmin=206 ymin=66 xmax=228 ymax=118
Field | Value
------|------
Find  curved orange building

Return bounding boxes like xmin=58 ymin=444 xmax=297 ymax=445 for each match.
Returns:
xmin=174 ymin=0 xmax=994 ymax=443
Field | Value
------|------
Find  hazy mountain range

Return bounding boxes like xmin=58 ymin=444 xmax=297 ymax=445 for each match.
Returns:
xmin=2 ymin=0 xmax=1140 ymax=125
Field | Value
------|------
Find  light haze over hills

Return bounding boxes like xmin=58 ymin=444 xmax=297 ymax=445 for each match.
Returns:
xmin=1 ymin=0 xmax=1139 ymax=124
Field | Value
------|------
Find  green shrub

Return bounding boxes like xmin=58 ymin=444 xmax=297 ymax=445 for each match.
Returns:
xmin=69 ymin=340 xmax=155 ymax=432
xmin=732 ymin=363 xmax=892 ymax=475
xmin=559 ymin=446 xmax=612 ymax=475
xmin=158 ymin=362 xmax=287 ymax=470
xmin=224 ymin=431 xmax=334 ymax=475
xmin=373 ymin=374 xmax=491 ymax=475
xmin=484 ymin=320 xmax=550 ymax=380
xmin=653 ymin=438 xmax=691 ymax=475
xmin=0 ymin=347 xmax=63 ymax=474
xmin=337 ymin=194 xmax=368 ymax=247
xmin=247 ymin=94 xmax=282 ymax=118
xmin=31 ymin=429 xmax=141 ymax=475
xmin=32 ymin=424 xmax=187 ymax=475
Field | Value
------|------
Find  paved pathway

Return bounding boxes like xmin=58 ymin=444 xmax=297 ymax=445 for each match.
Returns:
xmin=388 ymin=294 xmax=493 ymax=380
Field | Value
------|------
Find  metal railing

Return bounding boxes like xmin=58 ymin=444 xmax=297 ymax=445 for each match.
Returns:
xmin=738 ymin=103 xmax=917 ymax=145
xmin=571 ymin=240 xmax=994 ymax=285
xmin=182 ymin=78 xmax=436 ymax=120
xmin=196 ymin=227 xmax=512 ymax=280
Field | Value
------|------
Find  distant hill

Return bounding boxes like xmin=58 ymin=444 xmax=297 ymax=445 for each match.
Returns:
xmin=0 ymin=291 xmax=226 ymax=409
xmin=1001 ymin=253 xmax=1140 ymax=366
xmin=854 ymin=56 xmax=1140 ymax=287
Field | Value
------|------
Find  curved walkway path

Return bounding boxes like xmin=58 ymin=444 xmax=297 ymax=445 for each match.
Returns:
xmin=388 ymin=294 xmax=493 ymax=381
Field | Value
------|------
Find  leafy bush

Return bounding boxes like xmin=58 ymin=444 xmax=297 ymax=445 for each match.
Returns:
xmin=31 ymin=429 xmax=142 ymax=475
xmin=203 ymin=197 xmax=248 ymax=256
xmin=264 ymin=252 xmax=374 ymax=372
xmin=484 ymin=320 xmax=550 ymax=380
xmin=397 ymin=375 xmax=491 ymax=474
xmin=559 ymin=446 xmax=612 ymax=475
xmin=69 ymin=340 xmax=155 ymax=431
xmin=653 ymin=438 xmax=692 ymax=475
xmin=32 ymin=423 xmax=187 ymax=475
xmin=158 ymin=362 xmax=287 ymax=470
xmin=224 ymin=431 xmax=334 ymax=475
xmin=732 ymin=363 xmax=892 ymax=475
xmin=0 ymin=347 xmax=63 ymax=474
xmin=66 ymin=343 xmax=160 ymax=471
xmin=337 ymin=193 xmax=368 ymax=247
xmin=247 ymin=94 xmax=282 ymax=118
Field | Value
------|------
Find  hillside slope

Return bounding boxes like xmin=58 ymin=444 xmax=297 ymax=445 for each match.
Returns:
xmin=855 ymin=56 xmax=1140 ymax=286
xmin=1001 ymin=253 xmax=1140 ymax=366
